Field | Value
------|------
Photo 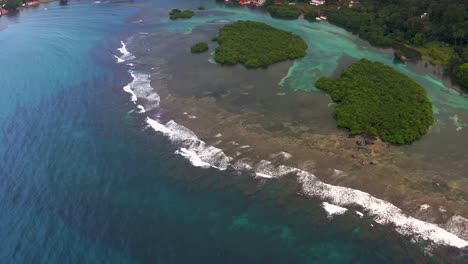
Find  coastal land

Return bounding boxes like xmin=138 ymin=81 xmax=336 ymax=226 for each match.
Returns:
xmin=224 ymin=0 xmax=468 ymax=90
xmin=0 ymin=0 xmax=61 ymax=15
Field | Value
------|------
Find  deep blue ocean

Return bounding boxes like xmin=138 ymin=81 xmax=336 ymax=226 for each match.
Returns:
xmin=0 ymin=1 xmax=464 ymax=263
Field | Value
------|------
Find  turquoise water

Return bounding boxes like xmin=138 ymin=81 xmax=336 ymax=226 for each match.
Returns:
xmin=0 ymin=1 xmax=465 ymax=263
xmin=159 ymin=3 xmax=468 ymax=120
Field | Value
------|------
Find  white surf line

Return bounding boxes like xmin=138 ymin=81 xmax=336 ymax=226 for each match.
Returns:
xmin=123 ymin=83 xmax=137 ymax=103
xmin=322 ymin=202 xmax=348 ymax=217
xmin=116 ymin=40 xmax=136 ymax=63
xmin=146 ymin=118 xmax=231 ymax=170
xmin=117 ymin=40 xmax=160 ymax=113
xmin=298 ymin=170 xmax=468 ymax=248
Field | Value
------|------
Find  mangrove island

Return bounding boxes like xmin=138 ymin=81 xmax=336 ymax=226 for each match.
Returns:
xmin=191 ymin=42 xmax=209 ymax=53
xmin=214 ymin=21 xmax=308 ymax=68
xmin=169 ymin=9 xmax=194 ymax=20
xmin=316 ymin=59 xmax=434 ymax=144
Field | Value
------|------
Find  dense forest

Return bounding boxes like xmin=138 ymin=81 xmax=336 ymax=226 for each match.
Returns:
xmin=214 ymin=21 xmax=308 ymax=68
xmin=262 ymin=0 xmax=468 ymax=89
xmin=316 ymin=59 xmax=434 ymax=144
xmin=266 ymin=5 xmax=301 ymax=19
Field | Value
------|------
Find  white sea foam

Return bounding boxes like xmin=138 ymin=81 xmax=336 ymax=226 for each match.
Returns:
xmin=253 ymin=160 xmax=297 ymax=179
xmin=210 ymin=19 xmax=232 ymax=24
xmin=419 ymin=204 xmax=430 ymax=211
xmin=232 ymin=159 xmax=253 ymax=171
xmin=450 ymin=114 xmax=467 ymax=131
xmin=146 ymin=118 xmax=231 ymax=170
xmin=322 ymin=202 xmax=348 ymax=217
xmin=175 ymin=148 xmax=211 ymax=168
xmin=123 ymin=84 xmax=137 ymax=102
xmin=137 ymin=105 xmax=146 ymax=113
xmin=443 ymin=215 xmax=468 ymax=240
xmin=270 ymin=151 xmax=292 ymax=160
xmin=356 ymin=211 xmax=364 ymax=217
xmin=117 ymin=41 xmax=136 ymax=63
xmin=126 ymin=72 xmax=160 ymax=112
xmin=114 ymin=55 xmax=125 ymax=63
xmin=332 ymin=169 xmax=346 ymax=177
xmin=297 ymin=171 xmax=468 ymax=248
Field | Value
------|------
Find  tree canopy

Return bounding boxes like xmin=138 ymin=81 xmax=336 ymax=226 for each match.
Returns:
xmin=316 ymin=59 xmax=434 ymax=144
xmin=458 ymin=63 xmax=468 ymax=87
xmin=322 ymin=0 xmax=467 ymax=88
xmin=214 ymin=21 xmax=308 ymax=68
xmin=267 ymin=5 xmax=301 ymax=20
xmin=169 ymin=9 xmax=195 ymax=20
xmin=4 ymin=0 xmax=22 ymax=10
xmin=191 ymin=42 xmax=209 ymax=53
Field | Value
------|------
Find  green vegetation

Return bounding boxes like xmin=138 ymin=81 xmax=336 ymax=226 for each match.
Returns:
xmin=394 ymin=50 xmax=404 ymax=60
xmin=214 ymin=21 xmax=308 ymax=68
xmin=316 ymin=59 xmax=433 ymax=144
xmin=197 ymin=6 xmax=205 ymax=10
xmin=191 ymin=42 xmax=209 ymax=53
xmin=319 ymin=0 xmax=467 ymax=88
xmin=458 ymin=63 xmax=468 ymax=87
xmin=169 ymin=9 xmax=195 ymax=20
xmin=409 ymin=41 xmax=457 ymax=66
xmin=266 ymin=5 xmax=301 ymax=20
xmin=4 ymin=0 xmax=23 ymax=10
xmin=304 ymin=10 xmax=319 ymax=21
xmin=211 ymin=36 xmax=219 ymax=42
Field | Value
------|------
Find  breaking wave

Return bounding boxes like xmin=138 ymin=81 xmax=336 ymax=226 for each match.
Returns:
xmin=117 ymin=41 xmax=160 ymax=113
xmin=116 ymin=41 xmax=135 ymax=63
xmin=297 ymin=170 xmax=468 ymax=248
xmin=146 ymin=118 xmax=232 ymax=170
xmin=117 ymin=39 xmax=231 ymax=170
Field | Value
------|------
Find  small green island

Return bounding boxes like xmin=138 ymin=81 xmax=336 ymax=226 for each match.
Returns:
xmin=266 ymin=5 xmax=301 ymax=20
xmin=316 ymin=59 xmax=433 ymax=144
xmin=169 ymin=9 xmax=195 ymax=20
xmin=191 ymin=42 xmax=209 ymax=53
xmin=214 ymin=21 xmax=308 ymax=68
